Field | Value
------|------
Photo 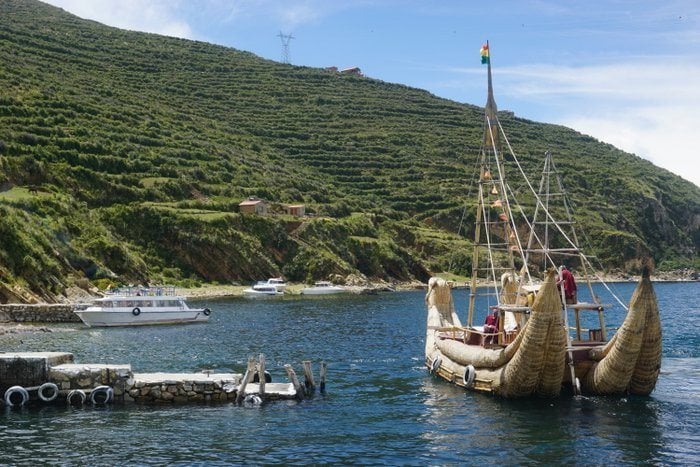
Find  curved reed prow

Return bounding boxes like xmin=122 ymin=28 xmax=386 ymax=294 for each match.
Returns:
xmin=628 ymin=265 xmax=662 ymax=395
xmin=582 ymin=265 xmax=662 ymax=395
xmin=499 ymin=269 xmax=566 ymax=397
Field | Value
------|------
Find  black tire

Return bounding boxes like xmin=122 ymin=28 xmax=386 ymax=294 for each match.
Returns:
xmin=253 ymin=371 xmax=272 ymax=383
xmin=132 ymin=307 xmax=141 ymax=316
xmin=203 ymin=308 xmax=211 ymax=316
xmin=38 ymin=382 xmax=59 ymax=402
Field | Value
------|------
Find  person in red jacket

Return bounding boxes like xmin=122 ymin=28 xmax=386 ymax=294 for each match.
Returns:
xmin=557 ymin=266 xmax=577 ymax=304
xmin=483 ymin=310 xmax=499 ymax=344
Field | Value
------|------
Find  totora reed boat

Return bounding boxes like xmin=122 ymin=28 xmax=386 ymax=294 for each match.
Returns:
xmin=424 ymin=42 xmax=662 ymax=398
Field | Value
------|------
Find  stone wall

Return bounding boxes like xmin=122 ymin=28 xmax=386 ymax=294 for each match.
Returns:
xmin=127 ymin=373 xmax=241 ymax=404
xmin=0 ymin=304 xmax=81 ymax=323
xmin=50 ymin=363 xmax=132 ymax=401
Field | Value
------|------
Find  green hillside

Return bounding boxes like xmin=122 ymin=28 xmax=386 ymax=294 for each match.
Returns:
xmin=0 ymin=0 xmax=697 ymax=302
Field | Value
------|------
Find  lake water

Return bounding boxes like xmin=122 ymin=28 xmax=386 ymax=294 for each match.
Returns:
xmin=1 ymin=282 xmax=698 ymax=465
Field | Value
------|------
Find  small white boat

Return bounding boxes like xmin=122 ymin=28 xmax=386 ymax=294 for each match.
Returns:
xmin=243 ymin=278 xmax=287 ymax=298
xmin=301 ymin=281 xmax=346 ymax=295
xmin=74 ymin=286 xmax=210 ymax=327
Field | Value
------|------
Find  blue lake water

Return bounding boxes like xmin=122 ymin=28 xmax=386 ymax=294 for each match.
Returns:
xmin=0 ymin=281 xmax=698 ymax=465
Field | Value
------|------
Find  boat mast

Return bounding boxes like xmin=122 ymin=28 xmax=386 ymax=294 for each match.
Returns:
xmin=467 ymin=41 xmax=518 ymax=327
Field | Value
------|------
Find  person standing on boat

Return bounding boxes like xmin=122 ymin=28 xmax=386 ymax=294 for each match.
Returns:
xmin=558 ymin=266 xmax=577 ymax=304
xmin=484 ymin=310 xmax=499 ymax=344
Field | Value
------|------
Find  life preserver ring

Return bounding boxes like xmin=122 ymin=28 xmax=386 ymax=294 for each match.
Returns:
xmin=203 ymin=308 xmax=211 ymax=316
xmin=132 ymin=307 xmax=141 ymax=316
xmin=38 ymin=382 xmax=59 ymax=402
xmin=463 ymin=365 xmax=476 ymax=388
xmin=4 ymin=386 xmax=29 ymax=407
xmin=430 ymin=356 xmax=442 ymax=373
xmin=67 ymin=389 xmax=86 ymax=407
xmin=90 ymin=385 xmax=114 ymax=405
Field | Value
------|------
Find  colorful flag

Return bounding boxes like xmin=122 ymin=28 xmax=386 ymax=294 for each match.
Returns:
xmin=480 ymin=44 xmax=489 ymax=64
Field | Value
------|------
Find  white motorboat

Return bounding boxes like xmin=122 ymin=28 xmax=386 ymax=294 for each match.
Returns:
xmin=74 ymin=286 xmax=210 ymax=327
xmin=301 ymin=281 xmax=346 ymax=295
xmin=243 ymin=278 xmax=287 ymax=298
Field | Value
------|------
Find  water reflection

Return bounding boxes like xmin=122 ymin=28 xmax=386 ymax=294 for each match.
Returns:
xmin=0 ymin=286 xmax=697 ymax=464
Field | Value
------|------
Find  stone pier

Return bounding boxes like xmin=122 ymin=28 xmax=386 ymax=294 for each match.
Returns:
xmin=0 ymin=352 xmax=299 ymax=406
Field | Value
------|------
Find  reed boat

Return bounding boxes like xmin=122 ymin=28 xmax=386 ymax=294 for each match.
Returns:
xmin=425 ymin=42 xmax=662 ymax=397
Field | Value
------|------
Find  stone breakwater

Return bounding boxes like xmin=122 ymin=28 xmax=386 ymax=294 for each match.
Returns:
xmin=0 ymin=304 xmax=81 ymax=323
xmin=1 ymin=352 xmax=298 ymax=406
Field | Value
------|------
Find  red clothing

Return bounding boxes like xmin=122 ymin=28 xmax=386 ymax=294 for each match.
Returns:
xmin=485 ymin=313 xmax=498 ymax=328
xmin=559 ymin=268 xmax=577 ymax=300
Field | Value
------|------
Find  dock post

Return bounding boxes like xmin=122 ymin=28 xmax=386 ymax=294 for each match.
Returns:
xmin=284 ymin=364 xmax=304 ymax=400
xmin=236 ymin=356 xmax=256 ymax=405
xmin=319 ymin=361 xmax=327 ymax=393
xmin=258 ymin=354 xmax=266 ymax=396
xmin=302 ymin=360 xmax=315 ymax=394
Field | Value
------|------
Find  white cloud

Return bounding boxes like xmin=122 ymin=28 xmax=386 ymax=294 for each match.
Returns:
xmin=495 ymin=61 xmax=700 ymax=188
xmin=44 ymin=0 xmax=194 ymax=38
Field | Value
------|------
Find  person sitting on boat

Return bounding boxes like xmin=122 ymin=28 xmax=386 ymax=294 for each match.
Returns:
xmin=557 ymin=266 xmax=577 ymax=305
xmin=483 ymin=310 xmax=499 ymax=344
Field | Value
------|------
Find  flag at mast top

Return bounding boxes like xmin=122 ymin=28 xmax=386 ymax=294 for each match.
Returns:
xmin=480 ymin=43 xmax=490 ymax=64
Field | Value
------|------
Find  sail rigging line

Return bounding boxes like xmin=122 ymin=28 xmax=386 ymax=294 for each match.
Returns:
xmin=542 ymin=152 xmax=629 ymax=311
xmin=498 ymin=124 xmax=581 ymax=253
xmin=448 ymin=138 xmax=482 ymax=275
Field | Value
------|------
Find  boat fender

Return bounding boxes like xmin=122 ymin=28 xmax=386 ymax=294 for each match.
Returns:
xmin=132 ymin=307 xmax=141 ymax=316
xmin=430 ymin=356 xmax=442 ymax=373
xmin=90 ymin=385 xmax=114 ymax=405
xmin=203 ymin=308 xmax=211 ymax=316
xmin=243 ymin=394 xmax=263 ymax=406
xmin=574 ymin=377 xmax=581 ymax=396
xmin=463 ymin=365 xmax=476 ymax=388
xmin=67 ymin=389 xmax=86 ymax=407
xmin=4 ymin=386 xmax=29 ymax=407
xmin=253 ymin=371 xmax=272 ymax=383
xmin=38 ymin=382 xmax=59 ymax=402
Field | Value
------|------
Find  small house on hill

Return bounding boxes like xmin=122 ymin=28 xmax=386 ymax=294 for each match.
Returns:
xmin=285 ymin=204 xmax=305 ymax=217
xmin=340 ymin=67 xmax=363 ymax=76
xmin=239 ymin=197 xmax=267 ymax=215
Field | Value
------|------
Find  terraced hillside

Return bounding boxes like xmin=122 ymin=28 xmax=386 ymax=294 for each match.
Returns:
xmin=0 ymin=0 xmax=697 ymax=302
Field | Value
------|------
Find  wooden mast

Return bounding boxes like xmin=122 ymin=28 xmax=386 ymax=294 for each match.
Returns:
xmin=468 ymin=41 xmax=501 ymax=327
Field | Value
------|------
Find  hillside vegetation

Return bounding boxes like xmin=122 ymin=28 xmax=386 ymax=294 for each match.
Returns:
xmin=0 ymin=0 xmax=698 ymax=302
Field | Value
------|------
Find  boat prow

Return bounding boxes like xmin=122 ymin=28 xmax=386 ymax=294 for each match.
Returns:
xmin=579 ymin=266 xmax=662 ymax=395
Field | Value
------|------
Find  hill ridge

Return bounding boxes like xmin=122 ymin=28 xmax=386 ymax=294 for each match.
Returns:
xmin=0 ymin=0 xmax=697 ymax=302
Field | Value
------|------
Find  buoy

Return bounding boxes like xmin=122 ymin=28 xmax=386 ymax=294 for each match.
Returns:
xmin=463 ymin=365 xmax=476 ymax=388
xmin=67 ymin=389 xmax=86 ymax=407
xmin=38 ymin=382 xmax=59 ymax=402
xmin=4 ymin=386 xmax=29 ymax=407
xmin=90 ymin=385 xmax=114 ymax=405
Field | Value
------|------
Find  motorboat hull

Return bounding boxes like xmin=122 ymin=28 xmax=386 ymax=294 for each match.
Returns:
xmin=75 ymin=309 xmax=209 ymax=327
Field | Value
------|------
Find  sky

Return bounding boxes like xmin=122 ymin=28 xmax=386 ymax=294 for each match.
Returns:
xmin=43 ymin=0 xmax=700 ymax=187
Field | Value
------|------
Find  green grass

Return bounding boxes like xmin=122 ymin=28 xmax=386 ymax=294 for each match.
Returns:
xmin=0 ymin=0 xmax=697 ymax=302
